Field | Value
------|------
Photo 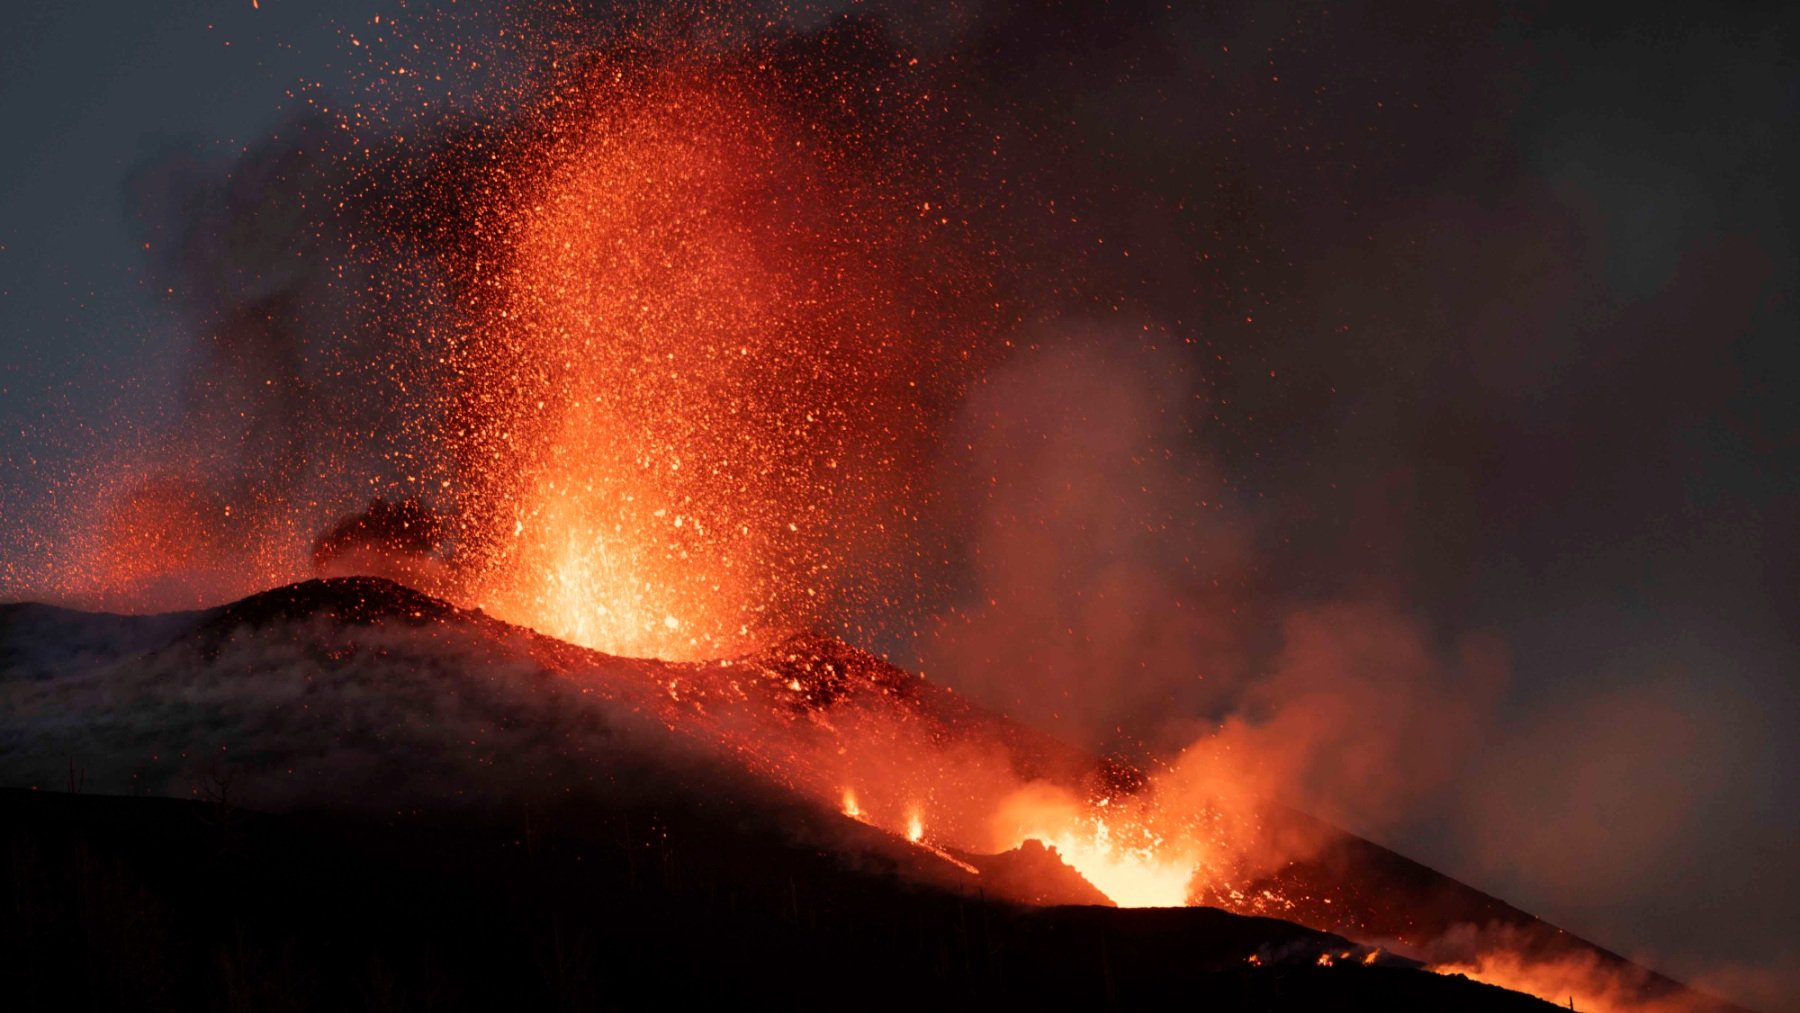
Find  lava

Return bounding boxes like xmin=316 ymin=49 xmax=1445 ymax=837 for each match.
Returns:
xmin=438 ymin=35 xmax=993 ymax=662
xmin=1031 ymin=818 xmax=1197 ymax=909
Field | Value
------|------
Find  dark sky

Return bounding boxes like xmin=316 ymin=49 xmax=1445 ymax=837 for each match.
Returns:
xmin=3 ymin=1 xmax=1797 ymax=1007
xmin=0 ymin=0 xmax=458 ymax=495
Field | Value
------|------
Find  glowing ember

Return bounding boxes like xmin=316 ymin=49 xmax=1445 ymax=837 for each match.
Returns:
xmin=841 ymin=790 xmax=864 ymax=821
xmin=438 ymin=45 xmax=990 ymax=662
xmin=905 ymin=809 xmax=925 ymax=844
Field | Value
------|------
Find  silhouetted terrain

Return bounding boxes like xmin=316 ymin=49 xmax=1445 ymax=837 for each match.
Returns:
xmin=2 ymin=788 xmax=1557 ymax=1012
xmin=0 ymin=579 xmax=1743 ymax=1010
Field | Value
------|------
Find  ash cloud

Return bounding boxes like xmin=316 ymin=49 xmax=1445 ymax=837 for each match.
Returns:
xmin=34 ymin=112 xmax=459 ymax=612
xmin=922 ymin=330 xmax=1254 ymax=748
xmin=883 ymin=1 xmax=1800 ymax=1005
xmin=923 ymin=327 xmax=1511 ymax=861
xmin=311 ymin=497 xmax=452 ymax=593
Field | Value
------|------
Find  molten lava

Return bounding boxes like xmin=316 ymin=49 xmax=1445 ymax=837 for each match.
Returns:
xmin=1031 ymin=817 xmax=1197 ymax=909
xmin=441 ymin=49 xmax=989 ymax=662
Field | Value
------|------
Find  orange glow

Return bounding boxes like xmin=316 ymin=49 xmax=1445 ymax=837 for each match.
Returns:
xmin=995 ymin=787 xmax=1202 ymax=908
xmin=449 ymin=75 xmax=807 ymax=659
xmin=442 ymin=51 xmax=987 ymax=661
xmin=841 ymin=790 xmax=864 ymax=821
xmin=1032 ymin=818 xmax=1197 ymax=908
xmin=905 ymin=809 xmax=925 ymax=844
xmin=1429 ymin=951 xmax=1681 ymax=1013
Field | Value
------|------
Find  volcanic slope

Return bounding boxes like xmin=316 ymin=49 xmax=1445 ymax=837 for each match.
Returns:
xmin=0 ymin=577 xmax=1740 ymax=1011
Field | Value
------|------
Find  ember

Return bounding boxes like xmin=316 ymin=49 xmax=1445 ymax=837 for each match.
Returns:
xmin=435 ymin=30 xmax=994 ymax=662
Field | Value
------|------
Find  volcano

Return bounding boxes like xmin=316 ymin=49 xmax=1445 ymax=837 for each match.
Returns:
xmin=0 ymin=578 xmax=1745 ymax=1012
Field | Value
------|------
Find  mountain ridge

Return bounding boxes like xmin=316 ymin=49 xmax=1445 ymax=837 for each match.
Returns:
xmin=0 ymin=577 xmax=1750 ymax=1012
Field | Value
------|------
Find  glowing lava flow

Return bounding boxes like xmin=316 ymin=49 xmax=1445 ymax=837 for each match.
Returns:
xmin=843 ymin=779 xmax=1201 ymax=907
xmin=989 ymin=784 xmax=1204 ymax=907
xmin=1030 ymin=817 xmax=1198 ymax=908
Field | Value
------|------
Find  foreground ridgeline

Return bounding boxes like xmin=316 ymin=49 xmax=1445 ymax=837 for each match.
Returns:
xmin=0 ymin=579 xmax=1744 ymax=1013
xmin=3 ymin=789 xmax=1550 ymax=1012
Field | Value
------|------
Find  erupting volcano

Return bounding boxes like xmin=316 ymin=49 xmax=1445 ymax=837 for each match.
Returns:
xmin=3 ymin=3 xmax=1789 ymax=1012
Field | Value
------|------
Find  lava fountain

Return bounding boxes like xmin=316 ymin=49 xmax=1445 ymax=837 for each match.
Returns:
xmin=440 ymin=46 xmax=994 ymax=661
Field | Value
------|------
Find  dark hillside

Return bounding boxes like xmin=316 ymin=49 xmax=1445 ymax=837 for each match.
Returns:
xmin=1 ymin=788 xmax=1558 ymax=1012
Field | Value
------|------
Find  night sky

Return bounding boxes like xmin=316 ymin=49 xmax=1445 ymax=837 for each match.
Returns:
xmin=3 ymin=2 xmax=1797 ymax=1008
